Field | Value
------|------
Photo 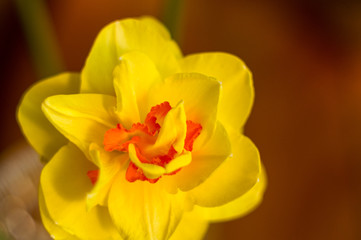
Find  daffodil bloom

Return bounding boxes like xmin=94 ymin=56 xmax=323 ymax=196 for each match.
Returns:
xmin=17 ymin=17 xmax=266 ymax=240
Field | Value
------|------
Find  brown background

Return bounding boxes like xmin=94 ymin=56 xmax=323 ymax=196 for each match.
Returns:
xmin=1 ymin=0 xmax=361 ymax=239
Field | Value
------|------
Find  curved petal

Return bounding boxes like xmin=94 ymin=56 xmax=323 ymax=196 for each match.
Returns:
xmin=108 ymin=170 xmax=186 ymax=240
xmin=80 ymin=18 xmax=182 ymax=95
xmin=86 ymin=143 xmax=126 ymax=210
xmin=17 ymin=73 xmax=80 ymax=161
xmin=139 ymin=16 xmax=172 ymax=39
xmin=149 ymin=100 xmax=187 ymax=155
xmin=194 ymin=164 xmax=266 ymax=222
xmin=189 ymin=133 xmax=261 ymax=207
xmin=180 ymin=52 xmax=254 ymax=132
xmin=41 ymin=143 xmax=121 ymax=239
xmin=167 ymin=122 xmax=231 ymax=192
xmin=147 ymin=73 xmax=221 ymax=149
xmin=42 ymin=94 xmax=117 ymax=157
xmin=165 ymin=151 xmax=192 ymax=174
xmin=170 ymin=210 xmax=209 ymax=240
xmin=39 ymin=187 xmax=79 ymax=240
xmin=113 ymin=51 xmax=162 ymax=128
xmin=128 ymin=143 xmax=166 ymax=179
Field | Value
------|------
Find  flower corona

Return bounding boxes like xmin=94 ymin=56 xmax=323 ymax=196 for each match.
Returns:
xmin=91 ymin=101 xmax=202 ymax=184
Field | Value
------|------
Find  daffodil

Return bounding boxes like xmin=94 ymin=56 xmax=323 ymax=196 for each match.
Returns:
xmin=17 ymin=17 xmax=266 ymax=240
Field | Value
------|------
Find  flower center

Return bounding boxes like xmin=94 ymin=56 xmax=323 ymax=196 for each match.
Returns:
xmin=88 ymin=101 xmax=202 ymax=184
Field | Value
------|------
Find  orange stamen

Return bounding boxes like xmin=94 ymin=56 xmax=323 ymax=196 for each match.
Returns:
xmin=151 ymin=145 xmax=177 ymax=166
xmin=102 ymin=101 xmax=202 ymax=184
xmin=103 ymin=123 xmax=149 ymax=152
xmin=184 ymin=120 xmax=202 ymax=151
xmin=126 ymin=162 xmax=159 ymax=183
xmin=144 ymin=101 xmax=171 ymax=134
xmin=87 ymin=170 xmax=99 ymax=185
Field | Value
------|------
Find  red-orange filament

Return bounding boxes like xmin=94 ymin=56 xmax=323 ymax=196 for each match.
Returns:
xmin=88 ymin=101 xmax=202 ymax=185
xmin=87 ymin=170 xmax=99 ymax=185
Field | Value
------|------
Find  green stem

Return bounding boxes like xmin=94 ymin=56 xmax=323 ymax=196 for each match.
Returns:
xmin=14 ymin=0 xmax=64 ymax=78
xmin=162 ymin=0 xmax=184 ymax=43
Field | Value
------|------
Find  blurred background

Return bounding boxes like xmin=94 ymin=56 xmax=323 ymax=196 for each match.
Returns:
xmin=1 ymin=0 xmax=361 ymax=239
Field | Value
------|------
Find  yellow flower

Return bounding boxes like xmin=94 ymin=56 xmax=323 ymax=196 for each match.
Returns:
xmin=17 ymin=17 xmax=266 ymax=240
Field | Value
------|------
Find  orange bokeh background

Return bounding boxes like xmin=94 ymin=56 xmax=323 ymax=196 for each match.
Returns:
xmin=1 ymin=0 xmax=361 ymax=239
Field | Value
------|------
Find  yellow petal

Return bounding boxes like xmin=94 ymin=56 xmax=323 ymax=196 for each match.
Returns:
xmin=113 ymin=51 xmax=162 ymax=128
xmin=165 ymin=151 xmax=192 ymax=174
xmin=139 ymin=16 xmax=172 ymax=39
xmin=194 ymin=164 xmax=267 ymax=222
xmin=170 ymin=210 xmax=209 ymax=240
xmin=108 ymin=171 xmax=186 ymax=240
xmin=180 ymin=52 xmax=254 ymax=132
xmin=147 ymin=73 xmax=221 ymax=149
xmin=41 ymin=143 xmax=121 ymax=239
xmin=149 ymin=100 xmax=187 ymax=155
xmin=81 ymin=18 xmax=181 ymax=95
xmin=42 ymin=94 xmax=117 ymax=157
xmin=189 ymin=133 xmax=261 ymax=207
xmin=128 ymin=143 xmax=165 ymax=179
xmin=17 ymin=73 xmax=79 ymax=161
xmin=86 ymin=143 xmax=126 ymax=210
xmin=39 ymin=187 xmax=79 ymax=240
xmin=168 ymin=122 xmax=231 ymax=192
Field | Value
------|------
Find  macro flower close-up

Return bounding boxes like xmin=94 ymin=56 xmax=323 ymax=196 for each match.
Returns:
xmin=16 ymin=17 xmax=265 ymax=240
